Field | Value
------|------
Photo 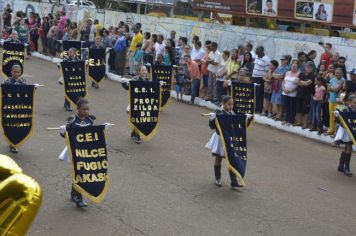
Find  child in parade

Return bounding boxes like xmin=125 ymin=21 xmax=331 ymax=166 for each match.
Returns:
xmin=122 ymin=65 xmax=150 ymax=144
xmin=3 ymin=64 xmax=39 ymax=153
xmin=59 ymin=98 xmax=95 ymax=208
xmin=206 ymin=96 xmax=242 ymax=189
xmin=334 ymin=95 xmax=356 ymax=177
xmin=58 ymin=47 xmax=80 ymax=111
xmin=175 ymin=66 xmax=188 ymax=102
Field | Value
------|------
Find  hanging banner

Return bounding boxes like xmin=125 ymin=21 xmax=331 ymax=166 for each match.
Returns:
xmin=338 ymin=111 xmax=356 ymax=145
xmin=215 ymin=114 xmax=247 ymax=187
xmin=66 ymin=125 xmax=110 ymax=203
xmin=129 ymin=80 xmax=161 ymax=140
xmin=88 ymin=48 xmax=106 ymax=84
xmin=295 ymin=0 xmax=334 ymax=23
xmin=151 ymin=65 xmax=173 ymax=109
xmin=61 ymin=40 xmax=82 ymax=59
xmin=246 ymin=0 xmax=278 ymax=16
xmin=231 ymin=81 xmax=255 ymax=116
xmin=1 ymin=84 xmax=35 ymax=148
xmin=60 ymin=60 xmax=87 ymax=106
xmin=2 ymin=41 xmax=25 ymax=78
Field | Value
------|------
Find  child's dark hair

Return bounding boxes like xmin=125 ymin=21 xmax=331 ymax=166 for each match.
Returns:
xmin=76 ymin=98 xmax=89 ymax=109
xmin=222 ymin=96 xmax=233 ymax=104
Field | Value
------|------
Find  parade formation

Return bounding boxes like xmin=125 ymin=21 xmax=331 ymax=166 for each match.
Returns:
xmin=1 ymin=2 xmax=356 ymax=235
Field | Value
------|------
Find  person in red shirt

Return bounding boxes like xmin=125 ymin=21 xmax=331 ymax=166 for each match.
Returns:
xmin=185 ymin=54 xmax=201 ymax=105
xmin=319 ymin=42 xmax=333 ymax=69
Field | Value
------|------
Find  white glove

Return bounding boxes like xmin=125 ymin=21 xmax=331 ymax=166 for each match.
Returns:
xmin=334 ymin=110 xmax=340 ymax=117
xmin=246 ymin=113 xmax=253 ymax=119
xmin=254 ymin=83 xmax=260 ymax=87
xmin=59 ymin=125 xmax=66 ymax=135
xmin=145 ymin=63 xmax=151 ymax=67
xmin=227 ymin=80 xmax=232 ymax=87
xmin=104 ymin=123 xmax=114 ymax=130
xmin=160 ymin=81 xmax=165 ymax=86
xmin=34 ymin=83 xmax=40 ymax=88
xmin=209 ymin=113 xmax=216 ymax=121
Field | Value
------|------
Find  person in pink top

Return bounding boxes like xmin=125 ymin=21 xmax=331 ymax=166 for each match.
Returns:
xmin=311 ymin=76 xmax=326 ymax=134
xmin=58 ymin=11 xmax=67 ymax=40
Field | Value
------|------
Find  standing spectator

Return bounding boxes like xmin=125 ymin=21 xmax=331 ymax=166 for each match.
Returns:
xmin=185 ymin=55 xmax=201 ymax=105
xmin=240 ymin=52 xmax=254 ymax=83
xmin=263 ymin=60 xmax=279 ymax=117
xmin=47 ymin=19 xmax=58 ymax=57
xmin=87 ymin=19 xmax=96 ymax=45
xmin=29 ymin=15 xmax=40 ymax=52
xmin=297 ymin=51 xmax=307 ymax=74
xmin=101 ymin=29 xmax=112 ymax=48
xmin=94 ymin=19 xmax=103 ymax=36
xmin=306 ymin=50 xmax=317 ymax=73
xmin=206 ymin=42 xmax=221 ymax=101
xmin=39 ymin=16 xmax=50 ymax=54
xmin=327 ymin=68 xmax=345 ymax=135
xmin=311 ymin=76 xmax=326 ymax=134
xmin=113 ymin=30 xmax=126 ymax=76
xmin=128 ymin=26 xmax=143 ymax=75
xmin=244 ymin=42 xmax=256 ymax=60
xmin=295 ymin=62 xmax=315 ymax=128
xmin=169 ymin=30 xmax=176 ymax=45
xmin=319 ymin=42 xmax=333 ymax=69
xmin=282 ymin=62 xmax=300 ymax=125
xmin=331 ymin=52 xmax=339 ymax=67
xmin=15 ymin=18 xmax=30 ymax=57
xmin=335 ymin=56 xmax=347 ymax=79
xmin=2 ymin=8 xmax=12 ymax=28
xmin=215 ymin=50 xmax=230 ymax=105
xmin=142 ymin=32 xmax=151 ymax=53
xmin=154 ymin=34 xmax=166 ymax=60
xmin=80 ymin=20 xmax=89 ymax=41
xmin=133 ymin=42 xmax=144 ymax=72
xmin=163 ymin=46 xmax=175 ymax=66
xmin=175 ymin=66 xmax=188 ymax=102
xmin=58 ymin=11 xmax=67 ymax=40
xmin=226 ymin=49 xmax=240 ymax=82
xmin=200 ymin=43 xmax=212 ymax=98
xmin=191 ymin=40 xmax=205 ymax=64
xmin=252 ymin=46 xmax=270 ymax=113
xmin=271 ymin=55 xmax=290 ymax=120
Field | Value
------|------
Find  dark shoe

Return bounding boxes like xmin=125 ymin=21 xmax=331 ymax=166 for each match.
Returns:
xmin=338 ymin=152 xmax=346 ymax=172
xmin=76 ymin=199 xmax=88 ymax=208
xmin=230 ymin=182 xmax=243 ymax=189
xmin=71 ymin=190 xmax=78 ymax=202
xmin=58 ymin=81 xmax=63 ymax=85
xmin=309 ymin=126 xmax=318 ymax=132
xmin=344 ymin=153 xmax=353 ymax=177
xmin=132 ymin=135 xmax=142 ymax=144
xmin=229 ymin=171 xmax=242 ymax=189
xmin=10 ymin=146 xmax=18 ymax=154
xmin=66 ymin=107 xmax=73 ymax=112
xmin=92 ymin=83 xmax=99 ymax=89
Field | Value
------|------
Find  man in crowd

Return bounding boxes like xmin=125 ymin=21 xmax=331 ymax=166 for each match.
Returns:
xmin=128 ymin=25 xmax=143 ymax=75
xmin=206 ymin=42 xmax=221 ymax=102
xmin=185 ymin=55 xmax=201 ymax=105
xmin=113 ymin=29 xmax=126 ymax=76
xmin=191 ymin=40 xmax=205 ymax=64
xmin=252 ymin=46 xmax=270 ymax=113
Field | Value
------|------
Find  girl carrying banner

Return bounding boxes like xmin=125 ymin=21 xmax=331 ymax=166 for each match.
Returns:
xmin=59 ymin=98 xmax=95 ymax=208
xmin=58 ymin=48 xmax=80 ymax=112
xmin=334 ymin=93 xmax=356 ymax=177
xmin=89 ymin=36 xmax=105 ymax=89
xmin=3 ymin=64 xmax=39 ymax=153
xmin=206 ymin=96 xmax=243 ymax=189
xmin=122 ymin=65 xmax=150 ymax=144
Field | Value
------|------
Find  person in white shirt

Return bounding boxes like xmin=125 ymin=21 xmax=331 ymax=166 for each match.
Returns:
xmin=206 ymin=42 xmax=221 ymax=101
xmin=154 ymin=34 xmax=166 ymax=60
xmin=191 ymin=41 xmax=205 ymax=64
xmin=282 ymin=61 xmax=300 ymax=125
xmin=87 ymin=19 xmax=96 ymax=43
xmin=215 ymin=50 xmax=230 ymax=105
xmin=252 ymin=46 xmax=270 ymax=113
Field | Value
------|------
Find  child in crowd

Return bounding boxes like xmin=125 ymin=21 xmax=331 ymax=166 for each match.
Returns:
xmin=206 ymin=96 xmax=242 ymax=189
xmin=311 ymin=76 xmax=326 ymax=135
xmin=133 ymin=42 xmax=144 ymax=74
xmin=155 ymin=53 xmax=165 ymax=65
xmin=175 ymin=66 xmax=187 ymax=102
xmin=263 ymin=60 xmax=278 ymax=117
xmin=60 ymin=98 xmax=95 ymax=208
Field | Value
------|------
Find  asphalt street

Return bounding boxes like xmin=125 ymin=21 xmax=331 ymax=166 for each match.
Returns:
xmin=2 ymin=56 xmax=356 ymax=236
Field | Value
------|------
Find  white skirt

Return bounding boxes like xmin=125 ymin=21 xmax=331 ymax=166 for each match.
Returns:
xmin=335 ymin=126 xmax=352 ymax=143
xmin=205 ymin=132 xmax=225 ymax=157
xmin=59 ymin=146 xmax=70 ymax=162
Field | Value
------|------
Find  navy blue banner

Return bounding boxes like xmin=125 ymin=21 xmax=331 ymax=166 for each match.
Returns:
xmin=338 ymin=111 xmax=356 ymax=145
xmin=2 ymin=41 xmax=25 ymax=78
xmin=66 ymin=125 xmax=110 ymax=203
xmin=129 ymin=80 xmax=161 ymax=140
xmin=215 ymin=114 xmax=247 ymax=186
xmin=61 ymin=40 xmax=82 ymax=59
xmin=151 ymin=65 xmax=172 ymax=109
xmin=231 ymin=82 xmax=255 ymax=115
xmin=1 ymin=84 xmax=35 ymax=148
xmin=88 ymin=48 xmax=106 ymax=84
xmin=60 ymin=60 xmax=87 ymax=106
